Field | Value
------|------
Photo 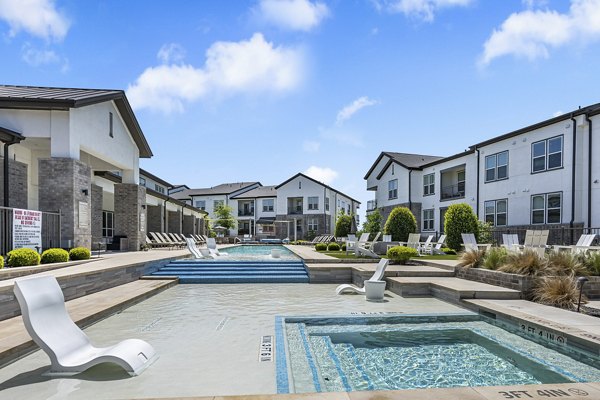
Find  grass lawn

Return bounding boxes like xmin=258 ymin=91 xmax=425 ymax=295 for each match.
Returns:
xmin=417 ymin=254 xmax=459 ymax=261
xmin=321 ymin=251 xmax=374 ymax=259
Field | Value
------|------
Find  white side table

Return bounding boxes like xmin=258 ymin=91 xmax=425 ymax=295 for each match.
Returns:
xmin=364 ymin=280 xmax=386 ymax=302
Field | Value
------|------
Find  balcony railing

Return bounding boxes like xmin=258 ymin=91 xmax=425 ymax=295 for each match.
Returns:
xmin=366 ymin=200 xmax=377 ymax=211
xmin=288 ymin=206 xmax=303 ymax=215
xmin=238 ymin=210 xmax=254 ymax=216
xmin=440 ymin=183 xmax=465 ymax=200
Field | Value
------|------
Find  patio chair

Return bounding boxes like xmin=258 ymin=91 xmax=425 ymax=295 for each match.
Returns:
xmin=185 ymin=238 xmax=212 ymax=259
xmin=206 ymin=237 xmax=229 ymax=256
xmin=501 ymin=234 xmax=520 ymax=251
xmin=356 ymin=232 xmax=381 ymax=258
xmin=336 ymin=259 xmax=390 ymax=295
xmin=156 ymin=232 xmax=183 ymax=248
xmin=396 ymin=233 xmax=421 ymax=253
xmin=461 ymin=233 xmax=492 ymax=252
xmin=13 ymin=275 xmax=157 ymax=376
xmin=431 ymin=234 xmax=447 ymax=255
xmin=522 ymin=230 xmax=549 ymax=257
xmin=347 ymin=233 xmax=368 ymax=255
xmin=166 ymin=233 xmax=186 ymax=248
xmin=146 ymin=235 xmax=168 ymax=249
xmin=554 ymin=234 xmax=598 ymax=253
xmin=419 ymin=235 xmax=435 ymax=255
xmin=150 ymin=232 xmax=174 ymax=249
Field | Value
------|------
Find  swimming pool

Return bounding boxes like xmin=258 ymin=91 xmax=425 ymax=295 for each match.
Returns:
xmin=282 ymin=315 xmax=600 ymax=393
xmin=215 ymin=245 xmax=300 ymax=261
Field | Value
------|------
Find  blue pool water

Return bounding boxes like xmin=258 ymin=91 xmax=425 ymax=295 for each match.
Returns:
xmin=282 ymin=314 xmax=600 ymax=393
xmin=217 ymin=245 xmax=300 ymax=261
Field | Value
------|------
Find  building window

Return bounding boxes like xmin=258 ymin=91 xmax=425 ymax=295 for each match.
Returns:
xmin=262 ymin=198 xmax=274 ymax=212
xmin=325 ymin=197 xmax=329 ymax=211
xmin=195 ymin=200 xmax=206 ymax=210
xmin=308 ymin=218 xmax=318 ymax=232
xmin=262 ymin=225 xmax=275 ymax=233
xmin=391 ymin=164 xmax=395 ymax=175
xmin=299 ymin=181 xmax=302 ymax=189
xmin=531 ymin=192 xmax=562 ymax=224
xmin=484 ymin=199 xmax=507 ymax=226
xmin=154 ymin=184 xmax=165 ymax=194
xmin=388 ymin=179 xmax=398 ymax=200
xmin=423 ymin=209 xmax=434 ymax=231
xmin=109 ymin=112 xmax=113 ymax=138
xmin=102 ymin=211 xmax=114 ymax=238
xmin=423 ymin=173 xmax=435 ymax=196
xmin=532 ymin=136 xmax=563 ymax=173
xmin=139 ymin=177 xmax=146 ymax=186
xmin=308 ymin=196 xmax=319 ymax=210
xmin=214 ymin=200 xmax=224 ymax=209
xmin=457 ymin=170 xmax=465 ymax=195
xmin=485 ymin=151 xmax=508 ymax=182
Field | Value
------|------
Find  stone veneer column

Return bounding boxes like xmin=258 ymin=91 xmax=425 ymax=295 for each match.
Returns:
xmin=0 ymin=157 xmax=28 ymax=209
xmin=91 ymin=184 xmax=103 ymax=243
xmin=168 ymin=210 xmax=182 ymax=233
xmin=182 ymin=215 xmax=194 ymax=235
xmin=114 ymin=183 xmax=146 ymax=251
xmin=38 ymin=158 xmax=92 ymax=248
xmin=146 ymin=205 xmax=164 ymax=233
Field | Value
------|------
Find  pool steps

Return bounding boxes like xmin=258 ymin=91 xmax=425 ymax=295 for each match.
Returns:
xmin=150 ymin=260 xmax=310 ymax=283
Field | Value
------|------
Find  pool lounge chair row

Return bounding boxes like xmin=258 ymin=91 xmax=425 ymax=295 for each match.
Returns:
xmin=147 ymin=232 xmax=207 ymax=249
xmin=311 ymin=235 xmax=335 ymax=244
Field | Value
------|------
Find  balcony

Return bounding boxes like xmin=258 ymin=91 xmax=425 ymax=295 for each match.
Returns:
xmin=440 ymin=166 xmax=466 ymax=201
xmin=366 ymin=200 xmax=377 ymax=212
xmin=238 ymin=201 xmax=254 ymax=217
xmin=287 ymin=197 xmax=303 ymax=215
xmin=238 ymin=210 xmax=254 ymax=217
xmin=440 ymin=183 xmax=465 ymax=200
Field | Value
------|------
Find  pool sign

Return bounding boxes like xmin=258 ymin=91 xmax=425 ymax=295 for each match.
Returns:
xmin=12 ymin=208 xmax=42 ymax=250
xmin=520 ymin=323 xmax=566 ymax=346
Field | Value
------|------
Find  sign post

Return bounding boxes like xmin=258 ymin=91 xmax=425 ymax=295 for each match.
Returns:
xmin=12 ymin=208 xmax=42 ymax=251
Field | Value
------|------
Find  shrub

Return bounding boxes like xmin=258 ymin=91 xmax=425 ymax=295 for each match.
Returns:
xmin=547 ymin=251 xmax=588 ymax=276
xmin=498 ymin=249 xmax=546 ymax=276
xmin=362 ymin=209 xmax=382 ymax=240
xmin=315 ymin=243 xmax=327 ymax=251
xmin=458 ymin=249 xmax=486 ymax=268
xmin=477 ymin=220 xmax=493 ymax=245
xmin=387 ymin=246 xmax=419 ymax=264
xmin=69 ymin=247 xmax=91 ymax=260
xmin=582 ymin=252 xmax=600 ymax=276
xmin=327 ymin=242 xmax=340 ymax=251
xmin=0 ymin=256 xmax=3 ymax=269
xmin=444 ymin=203 xmax=478 ymax=251
xmin=483 ymin=247 xmax=508 ymax=270
xmin=41 ymin=248 xmax=69 ymax=264
xmin=441 ymin=247 xmax=457 ymax=255
xmin=383 ymin=207 xmax=417 ymax=242
xmin=533 ymin=275 xmax=584 ymax=310
xmin=6 ymin=248 xmax=41 ymax=267
xmin=335 ymin=214 xmax=352 ymax=238
xmin=341 ymin=243 xmax=347 ymax=251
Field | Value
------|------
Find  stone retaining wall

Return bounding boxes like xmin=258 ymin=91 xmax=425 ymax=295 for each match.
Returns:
xmin=456 ymin=266 xmax=536 ymax=299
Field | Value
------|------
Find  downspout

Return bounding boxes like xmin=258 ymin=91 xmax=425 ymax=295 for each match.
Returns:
xmin=408 ymin=170 xmax=413 ymax=211
xmin=585 ymin=114 xmax=593 ymax=229
xmin=163 ymin=199 xmax=167 ymax=232
xmin=323 ymin=186 xmax=327 ymax=235
xmin=3 ymin=142 xmax=13 ymax=207
xmin=475 ymin=147 xmax=480 ymax=217
xmin=570 ymin=115 xmax=577 ymax=239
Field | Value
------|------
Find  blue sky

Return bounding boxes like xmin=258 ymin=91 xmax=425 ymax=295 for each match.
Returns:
xmin=2 ymin=0 xmax=600 ymax=223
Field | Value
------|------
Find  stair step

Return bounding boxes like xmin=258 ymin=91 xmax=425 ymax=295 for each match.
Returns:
xmin=152 ymin=270 xmax=308 ymax=276
xmin=177 ymin=275 xmax=309 ymax=283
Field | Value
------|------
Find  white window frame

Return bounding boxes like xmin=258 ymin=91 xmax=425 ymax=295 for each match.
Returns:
xmin=308 ymin=196 xmax=319 ymax=210
xmin=422 ymin=209 xmax=434 ymax=231
xmin=423 ymin=173 xmax=435 ymax=196
xmin=532 ymin=136 xmax=563 ymax=173
xmin=485 ymin=151 xmax=509 ymax=182
xmin=308 ymin=218 xmax=318 ymax=232
xmin=154 ymin=184 xmax=165 ymax=194
xmin=262 ymin=198 xmax=274 ymax=212
xmin=325 ymin=197 xmax=330 ymax=211
xmin=214 ymin=200 xmax=224 ymax=209
xmin=531 ymin=192 xmax=562 ymax=225
xmin=484 ymin=199 xmax=507 ymax=227
xmin=102 ymin=210 xmax=114 ymax=238
xmin=195 ymin=200 xmax=206 ymax=210
xmin=388 ymin=179 xmax=398 ymax=200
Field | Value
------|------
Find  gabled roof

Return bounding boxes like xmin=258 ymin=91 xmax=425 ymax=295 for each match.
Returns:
xmin=364 ymin=151 xmax=443 ymax=179
xmin=170 ymin=182 xmax=260 ymax=199
xmin=139 ymin=168 xmax=173 ymax=188
xmin=231 ymin=185 xmax=277 ymax=199
xmin=276 ymin=173 xmax=361 ymax=204
xmin=0 ymin=85 xmax=152 ymax=158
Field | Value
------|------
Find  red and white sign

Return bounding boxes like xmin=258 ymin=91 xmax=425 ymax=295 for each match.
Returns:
xmin=12 ymin=208 xmax=42 ymax=250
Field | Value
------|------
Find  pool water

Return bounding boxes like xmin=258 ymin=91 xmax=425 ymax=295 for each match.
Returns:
xmin=219 ymin=245 xmax=300 ymax=261
xmin=284 ymin=315 xmax=600 ymax=393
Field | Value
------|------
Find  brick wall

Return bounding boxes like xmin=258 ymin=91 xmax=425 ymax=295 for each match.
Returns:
xmin=147 ymin=204 xmax=163 ymax=233
xmin=167 ymin=210 xmax=182 ymax=233
xmin=0 ymin=157 xmax=28 ymax=209
xmin=182 ymin=215 xmax=194 ymax=235
xmin=91 ymin=184 xmax=103 ymax=243
xmin=114 ymin=183 xmax=146 ymax=251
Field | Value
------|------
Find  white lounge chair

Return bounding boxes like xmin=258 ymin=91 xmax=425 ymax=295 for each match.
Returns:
xmin=554 ymin=234 xmax=598 ymax=253
xmin=431 ymin=234 xmax=447 ymax=255
xmin=336 ymin=259 xmax=390 ymax=295
xmin=501 ymin=234 xmax=520 ymax=251
xmin=185 ymin=238 xmax=212 ymax=259
xmin=13 ymin=275 xmax=157 ymax=376
xmin=206 ymin=237 xmax=229 ymax=256
xmin=356 ymin=232 xmax=381 ymax=258
xmin=461 ymin=233 xmax=492 ymax=252
xmin=349 ymin=233 xmax=370 ymax=255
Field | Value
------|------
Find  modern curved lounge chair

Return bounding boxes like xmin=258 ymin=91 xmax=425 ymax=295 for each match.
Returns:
xmin=335 ymin=259 xmax=389 ymax=295
xmin=206 ymin=238 xmax=229 ymax=256
xmin=185 ymin=238 xmax=212 ymax=259
xmin=13 ymin=275 xmax=158 ymax=376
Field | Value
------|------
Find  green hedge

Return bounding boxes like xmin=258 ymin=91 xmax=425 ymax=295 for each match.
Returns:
xmin=383 ymin=207 xmax=417 ymax=242
xmin=444 ymin=203 xmax=479 ymax=251
xmin=341 ymin=243 xmax=347 ymax=251
xmin=6 ymin=248 xmax=41 ymax=267
xmin=41 ymin=248 xmax=70 ymax=264
xmin=315 ymin=243 xmax=327 ymax=251
xmin=69 ymin=247 xmax=91 ymax=260
xmin=0 ymin=256 xmax=3 ymax=269
xmin=386 ymin=246 xmax=419 ymax=264
xmin=327 ymin=242 xmax=340 ymax=251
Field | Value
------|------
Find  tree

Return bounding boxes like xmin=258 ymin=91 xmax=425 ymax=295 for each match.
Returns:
xmin=213 ymin=203 xmax=236 ymax=235
xmin=383 ymin=207 xmax=417 ymax=242
xmin=362 ymin=208 xmax=382 ymax=241
xmin=335 ymin=212 xmax=352 ymax=238
xmin=444 ymin=203 xmax=479 ymax=251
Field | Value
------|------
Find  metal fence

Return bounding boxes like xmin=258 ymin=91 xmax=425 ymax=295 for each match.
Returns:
xmin=0 ymin=206 xmax=61 ymax=254
xmin=489 ymin=226 xmax=600 ymax=246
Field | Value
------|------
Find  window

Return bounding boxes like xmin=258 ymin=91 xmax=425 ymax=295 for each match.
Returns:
xmin=214 ymin=200 xmax=224 ymax=209
xmin=325 ymin=197 xmax=329 ymax=211
xmin=139 ymin=177 xmax=146 ymax=186
xmin=109 ymin=112 xmax=113 ymax=138
xmin=423 ymin=173 xmax=435 ymax=196
xmin=484 ymin=199 xmax=507 ymax=226
xmin=262 ymin=225 xmax=275 ymax=233
xmin=532 ymin=136 xmax=563 ymax=173
xmin=308 ymin=218 xmax=318 ymax=232
xmin=388 ymin=179 xmax=398 ymax=200
xmin=195 ymin=200 xmax=206 ymax=210
xmin=391 ymin=164 xmax=395 ymax=175
xmin=485 ymin=151 xmax=509 ymax=182
xmin=457 ymin=170 xmax=465 ymax=195
xmin=102 ymin=211 xmax=114 ymax=238
xmin=154 ymin=184 xmax=165 ymax=194
xmin=531 ymin=192 xmax=562 ymax=224
xmin=308 ymin=196 xmax=319 ymax=210
xmin=299 ymin=181 xmax=302 ymax=189
xmin=347 ymin=204 xmax=350 ymax=215
xmin=262 ymin=198 xmax=274 ymax=212
xmin=423 ymin=209 xmax=434 ymax=231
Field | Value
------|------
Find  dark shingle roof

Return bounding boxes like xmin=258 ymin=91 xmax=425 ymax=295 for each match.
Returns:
xmin=232 ymin=185 xmax=277 ymax=199
xmin=384 ymin=152 xmax=444 ymax=168
xmin=0 ymin=85 xmax=152 ymax=158
xmin=170 ymin=182 xmax=260 ymax=199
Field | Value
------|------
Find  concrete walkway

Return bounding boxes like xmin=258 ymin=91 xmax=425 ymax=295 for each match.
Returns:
xmin=387 ymin=277 xmax=521 ymax=301
xmin=285 ymin=245 xmax=341 ymax=262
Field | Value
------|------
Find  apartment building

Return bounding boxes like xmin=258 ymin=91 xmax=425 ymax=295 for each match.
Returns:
xmin=365 ymin=103 xmax=600 ymax=240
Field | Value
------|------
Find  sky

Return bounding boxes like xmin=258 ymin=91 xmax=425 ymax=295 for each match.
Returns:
xmin=2 ymin=0 xmax=600 ymax=224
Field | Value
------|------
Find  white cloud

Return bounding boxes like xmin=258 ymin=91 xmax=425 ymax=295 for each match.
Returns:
xmin=372 ymin=0 xmax=473 ymax=22
xmin=303 ymin=166 xmax=338 ymax=185
xmin=157 ymin=43 xmax=186 ymax=64
xmin=21 ymin=46 xmax=59 ymax=66
xmin=553 ymin=110 xmax=564 ymax=117
xmin=0 ymin=0 xmax=69 ymax=41
xmin=522 ymin=0 xmax=548 ymax=8
xmin=480 ymin=0 xmax=600 ymax=66
xmin=127 ymin=33 xmax=305 ymax=113
xmin=257 ymin=0 xmax=329 ymax=31
xmin=336 ymin=96 xmax=378 ymax=125
xmin=302 ymin=140 xmax=320 ymax=152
